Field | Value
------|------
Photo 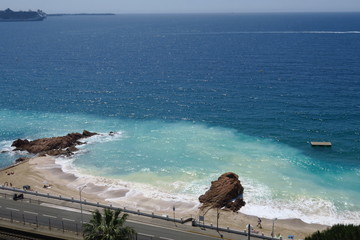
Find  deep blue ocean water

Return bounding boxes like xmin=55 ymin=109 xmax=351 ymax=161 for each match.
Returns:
xmin=0 ymin=13 xmax=359 ymax=224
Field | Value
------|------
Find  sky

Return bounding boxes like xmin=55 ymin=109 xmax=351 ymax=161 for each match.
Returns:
xmin=2 ymin=0 xmax=360 ymax=14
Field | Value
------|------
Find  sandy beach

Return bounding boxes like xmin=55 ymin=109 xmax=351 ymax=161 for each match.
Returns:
xmin=0 ymin=156 xmax=328 ymax=239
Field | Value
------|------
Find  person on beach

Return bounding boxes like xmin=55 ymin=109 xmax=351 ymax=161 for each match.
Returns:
xmin=246 ymin=224 xmax=259 ymax=234
xmin=257 ymin=217 xmax=262 ymax=228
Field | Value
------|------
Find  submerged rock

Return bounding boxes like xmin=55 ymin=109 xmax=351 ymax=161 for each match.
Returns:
xmin=199 ymin=172 xmax=246 ymax=212
xmin=11 ymin=130 xmax=97 ymax=156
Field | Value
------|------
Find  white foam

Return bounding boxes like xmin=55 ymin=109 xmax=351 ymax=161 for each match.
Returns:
xmin=241 ymin=196 xmax=360 ymax=226
xmin=298 ymin=31 xmax=360 ymax=34
xmin=263 ymin=31 xmax=360 ymax=34
xmin=78 ymin=131 xmax=125 ymax=146
xmin=54 ymin=152 xmax=199 ymax=211
xmin=241 ymin=177 xmax=360 ymax=225
xmin=0 ymin=140 xmax=30 ymax=157
xmin=53 ymin=131 xmax=125 ymax=173
xmin=54 ymin=150 xmax=360 ymax=225
xmin=48 ymin=123 xmax=360 ymax=225
xmin=0 ymin=140 xmax=14 ymax=152
xmin=188 ymin=31 xmax=360 ymax=35
xmin=355 ymin=168 xmax=360 ymax=177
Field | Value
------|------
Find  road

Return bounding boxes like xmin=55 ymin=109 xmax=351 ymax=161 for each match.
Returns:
xmin=0 ymin=196 xmax=254 ymax=240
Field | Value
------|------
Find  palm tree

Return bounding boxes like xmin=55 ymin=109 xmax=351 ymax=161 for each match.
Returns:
xmin=83 ymin=208 xmax=136 ymax=240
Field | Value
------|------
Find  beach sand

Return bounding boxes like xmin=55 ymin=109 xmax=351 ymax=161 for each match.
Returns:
xmin=0 ymin=156 xmax=327 ymax=239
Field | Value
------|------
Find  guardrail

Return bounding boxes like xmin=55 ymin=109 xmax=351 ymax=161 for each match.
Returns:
xmin=0 ymin=186 xmax=193 ymax=224
xmin=192 ymin=220 xmax=277 ymax=240
xmin=0 ymin=186 xmax=279 ymax=240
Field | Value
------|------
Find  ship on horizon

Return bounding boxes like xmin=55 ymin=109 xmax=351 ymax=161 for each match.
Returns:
xmin=0 ymin=8 xmax=46 ymax=21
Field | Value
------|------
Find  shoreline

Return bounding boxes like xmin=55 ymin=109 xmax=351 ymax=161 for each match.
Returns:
xmin=0 ymin=155 xmax=328 ymax=239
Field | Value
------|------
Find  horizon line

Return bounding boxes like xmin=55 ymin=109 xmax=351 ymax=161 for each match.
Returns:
xmin=45 ymin=10 xmax=360 ymax=15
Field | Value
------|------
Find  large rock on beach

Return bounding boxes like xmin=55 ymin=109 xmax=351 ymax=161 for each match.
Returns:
xmin=199 ymin=172 xmax=246 ymax=212
xmin=11 ymin=130 xmax=97 ymax=156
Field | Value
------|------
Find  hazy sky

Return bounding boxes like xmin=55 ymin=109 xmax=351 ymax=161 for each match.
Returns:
xmin=2 ymin=0 xmax=360 ymax=14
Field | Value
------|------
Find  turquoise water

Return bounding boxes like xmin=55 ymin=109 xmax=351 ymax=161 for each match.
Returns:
xmin=1 ymin=109 xmax=359 ymax=224
xmin=0 ymin=13 xmax=360 ymax=224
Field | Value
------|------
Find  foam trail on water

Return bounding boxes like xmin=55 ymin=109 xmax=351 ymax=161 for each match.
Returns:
xmin=258 ymin=31 xmax=360 ymax=34
xmin=183 ymin=31 xmax=360 ymax=35
xmin=79 ymin=131 xmax=125 ymax=145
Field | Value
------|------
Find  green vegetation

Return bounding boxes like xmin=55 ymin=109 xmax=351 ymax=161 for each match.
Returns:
xmin=83 ymin=208 xmax=136 ymax=240
xmin=305 ymin=224 xmax=360 ymax=240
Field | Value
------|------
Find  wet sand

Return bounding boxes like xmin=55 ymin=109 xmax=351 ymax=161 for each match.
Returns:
xmin=0 ymin=156 xmax=327 ymax=239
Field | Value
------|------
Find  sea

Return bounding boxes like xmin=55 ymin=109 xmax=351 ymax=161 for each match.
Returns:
xmin=0 ymin=13 xmax=359 ymax=226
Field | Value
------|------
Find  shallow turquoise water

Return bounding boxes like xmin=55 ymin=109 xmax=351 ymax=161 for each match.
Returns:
xmin=1 ymin=109 xmax=359 ymax=224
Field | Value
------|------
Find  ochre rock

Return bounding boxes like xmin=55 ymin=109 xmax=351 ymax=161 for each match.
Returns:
xmin=199 ymin=172 xmax=245 ymax=212
xmin=11 ymin=130 xmax=97 ymax=156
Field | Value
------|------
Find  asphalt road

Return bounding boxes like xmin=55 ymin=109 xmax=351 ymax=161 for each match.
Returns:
xmin=0 ymin=196 xmax=254 ymax=240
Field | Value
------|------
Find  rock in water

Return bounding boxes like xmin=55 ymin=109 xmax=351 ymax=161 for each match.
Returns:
xmin=199 ymin=172 xmax=246 ymax=212
xmin=11 ymin=130 xmax=97 ymax=156
xmin=12 ymin=139 xmax=30 ymax=148
xmin=15 ymin=157 xmax=30 ymax=163
xmin=82 ymin=130 xmax=97 ymax=137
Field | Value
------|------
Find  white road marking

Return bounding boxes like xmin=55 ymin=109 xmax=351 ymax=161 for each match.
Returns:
xmin=138 ymin=233 xmax=155 ymax=238
xmin=6 ymin=207 xmax=19 ymax=211
xmin=24 ymin=211 xmax=38 ymax=215
xmin=40 ymin=203 xmax=90 ymax=214
xmin=43 ymin=214 xmax=57 ymax=219
xmin=62 ymin=218 xmax=75 ymax=222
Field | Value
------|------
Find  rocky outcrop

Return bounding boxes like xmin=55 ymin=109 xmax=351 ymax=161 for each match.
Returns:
xmin=15 ymin=157 xmax=30 ymax=163
xmin=199 ymin=172 xmax=246 ymax=212
xmin=11 ymin=130 xmax=97 ymax=156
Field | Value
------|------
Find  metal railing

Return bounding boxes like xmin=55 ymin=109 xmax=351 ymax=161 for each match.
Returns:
xmin=0 ymin=186 xmax=191 ymax=224
xmin=0 ymin=186 xmax=279 ymax=240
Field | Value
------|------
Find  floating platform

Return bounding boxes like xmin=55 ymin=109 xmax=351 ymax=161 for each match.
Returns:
xmin=310 ymin=141 xmax=332 ymax=147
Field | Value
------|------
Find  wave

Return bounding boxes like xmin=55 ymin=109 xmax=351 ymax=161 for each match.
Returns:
xmin=78 ymin=131 xmax=125 ymax=145
xmin=0 ymin=140 xmax=30 ymax=157
xmin=242 ymin=195 xmax=360 ymax=226
xmin=0 ymin=140 xmax=14 ymax=153
xmin=56 ymin=149 xmax=360 ymax=225
xmin=55 ymin=155 xmax=201 ymax=213
xmin=241 ymin=177 xmax=360 ymax=225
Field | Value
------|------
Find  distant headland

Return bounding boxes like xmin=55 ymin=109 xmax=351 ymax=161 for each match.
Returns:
xmin=0 ymin=8 xmax=46 ymax=21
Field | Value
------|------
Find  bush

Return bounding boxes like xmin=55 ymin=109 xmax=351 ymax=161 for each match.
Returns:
xmin=305 ymin=224 xmax=360 ymax=240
